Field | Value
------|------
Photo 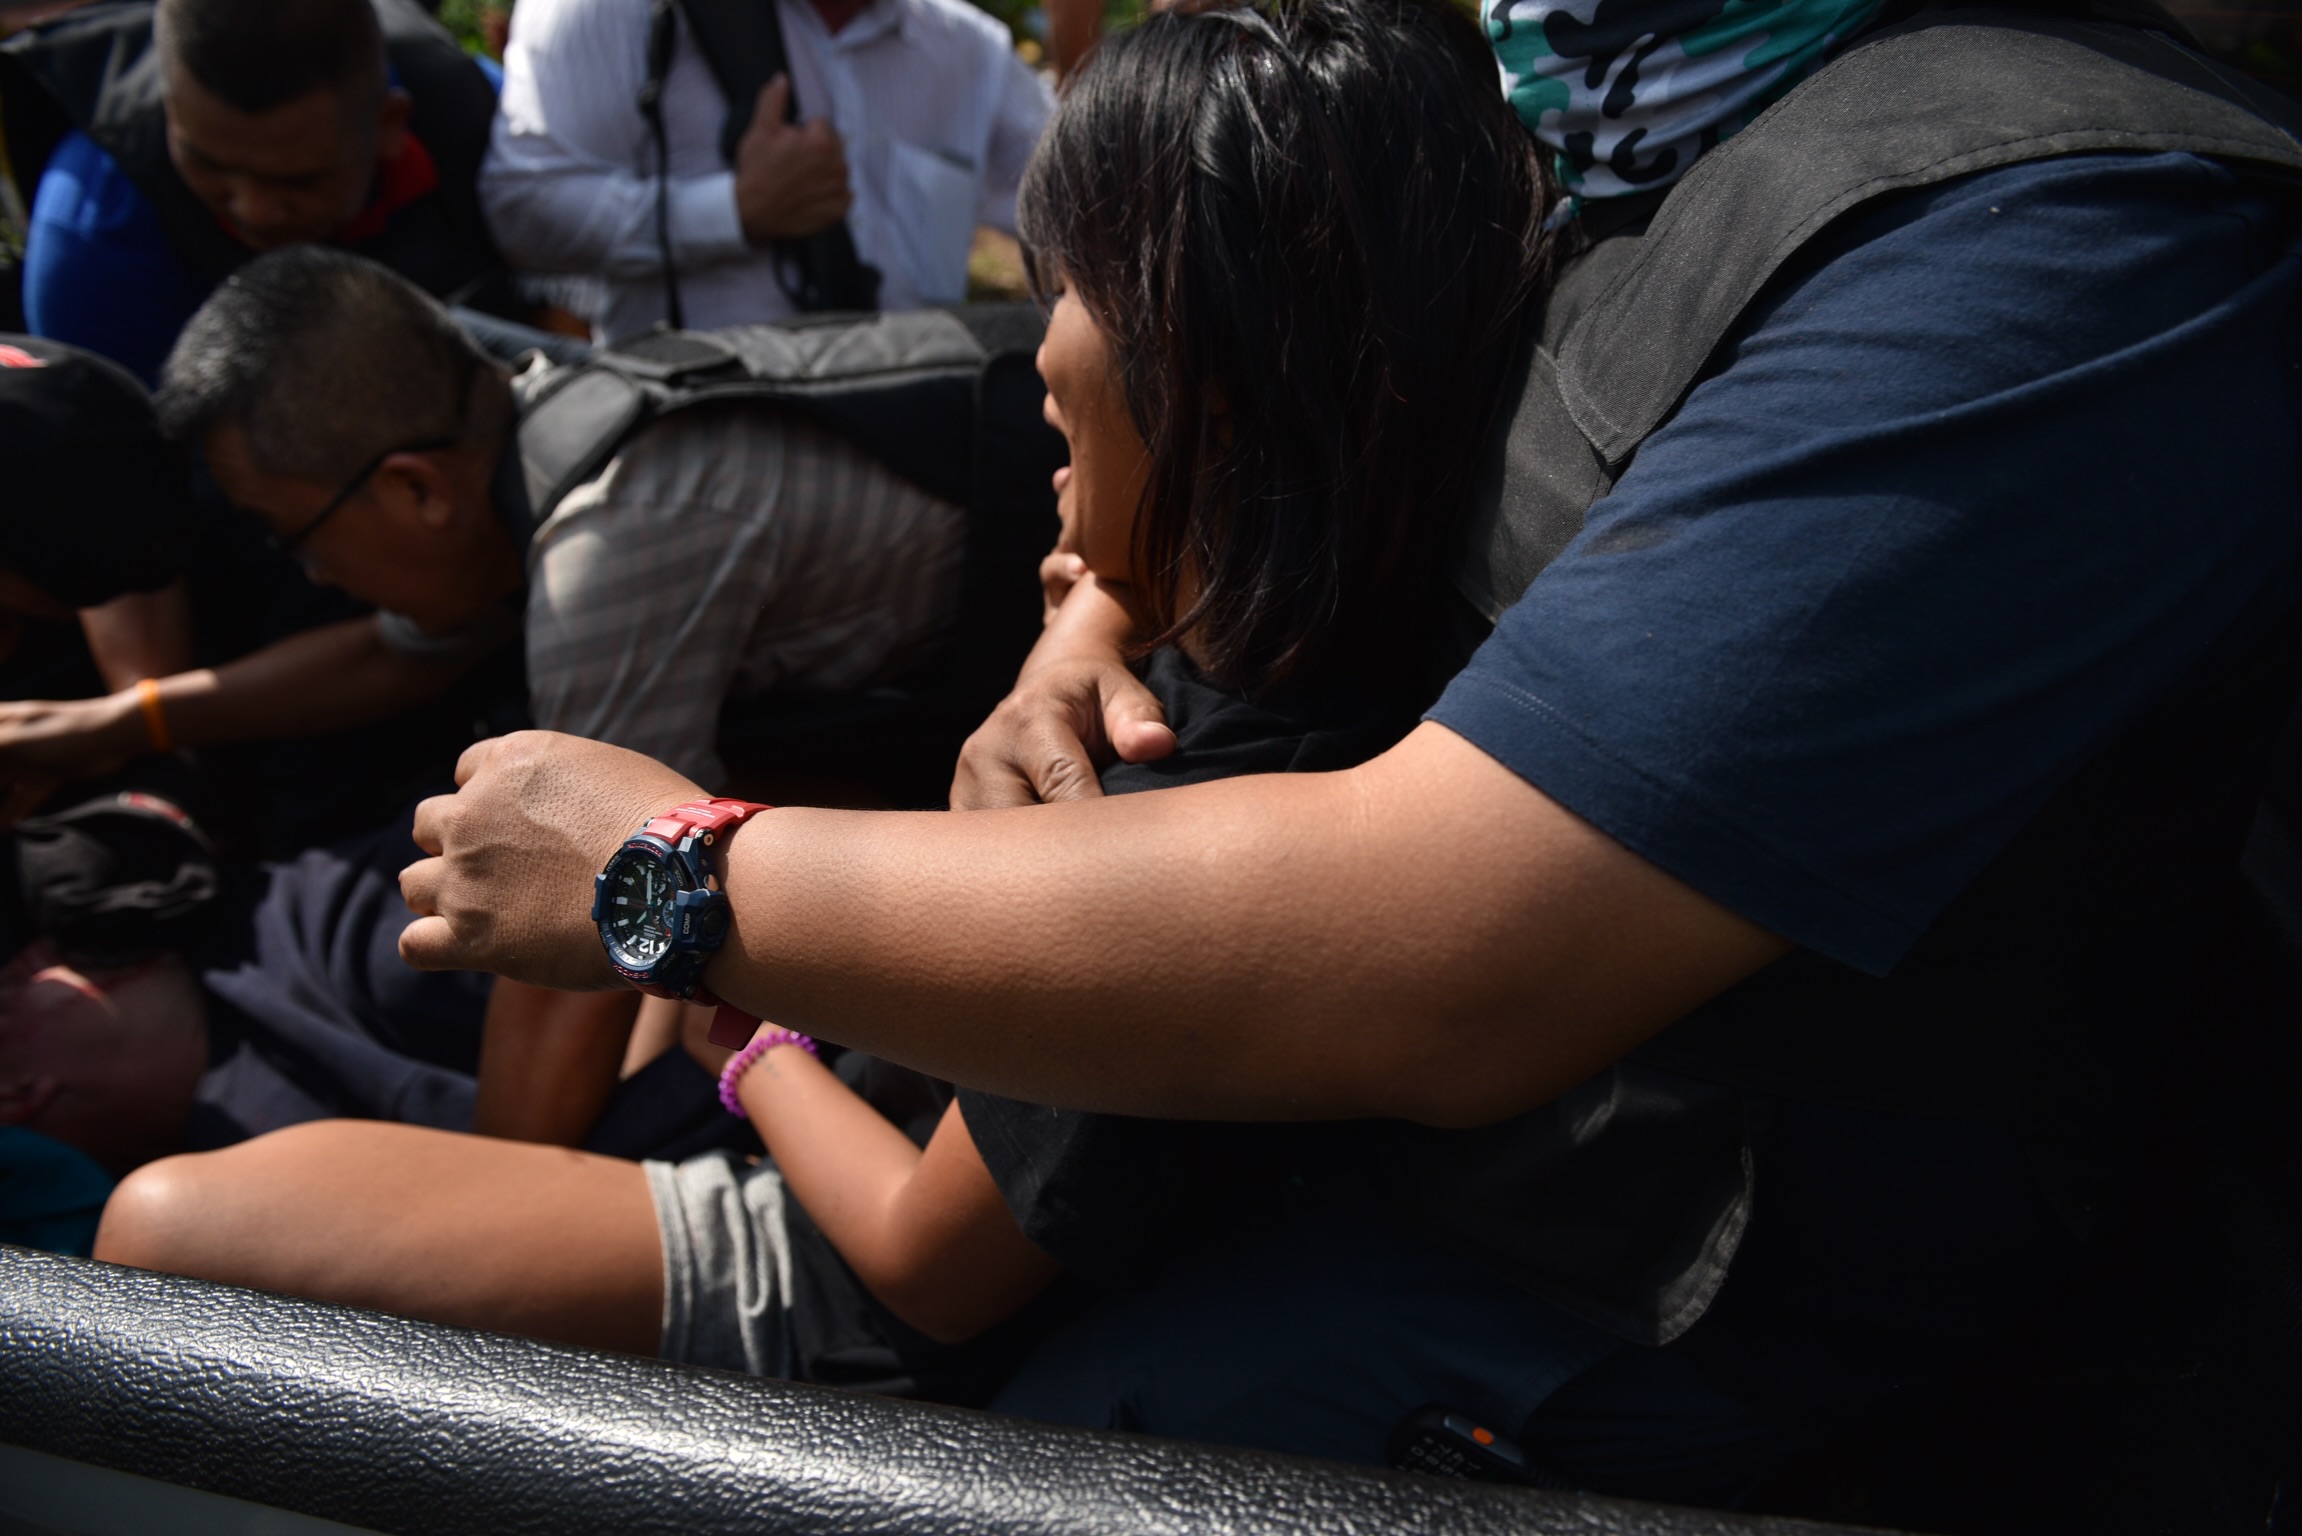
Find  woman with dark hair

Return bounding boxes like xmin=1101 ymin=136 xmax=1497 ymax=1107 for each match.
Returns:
xmin=1018 ymin=0 xmax=1542 ymax=692
xmin=100 ymin=0 xmax=1562 ymax=1443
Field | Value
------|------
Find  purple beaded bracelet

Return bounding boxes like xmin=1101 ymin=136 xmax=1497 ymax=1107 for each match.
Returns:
xmin=718 ymin=1027 xmax=818 ymax=1115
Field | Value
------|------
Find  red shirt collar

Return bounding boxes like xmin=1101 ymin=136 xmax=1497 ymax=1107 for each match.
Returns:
xmin=212 ymin=130 xmax=442 ymax=250
xmin=333 ymin=131 xmax=441 ymax=246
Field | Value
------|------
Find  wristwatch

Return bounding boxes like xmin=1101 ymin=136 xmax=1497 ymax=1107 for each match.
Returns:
xmin=592 ymin=798 xmax=771 ymax=1000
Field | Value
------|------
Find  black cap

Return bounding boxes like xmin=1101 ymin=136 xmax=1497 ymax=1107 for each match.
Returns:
xmin=0 ymin=790 xmax=221 ymax=969
xmin=0 ymin=336 xmax=190 ymax=608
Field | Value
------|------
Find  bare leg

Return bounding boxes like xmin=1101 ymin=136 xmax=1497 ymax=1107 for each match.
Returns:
xmin=93 ymin=1120 xmax=664 ymax=1356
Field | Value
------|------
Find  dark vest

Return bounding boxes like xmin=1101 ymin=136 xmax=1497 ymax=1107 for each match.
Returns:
xmin=1456 ymin=5 xmax=2302 ymax=621
xmin=0 ymin=0 xmax=502 ymax=301
xmin=1389 ymin=5 xmax=2302 ymax=1344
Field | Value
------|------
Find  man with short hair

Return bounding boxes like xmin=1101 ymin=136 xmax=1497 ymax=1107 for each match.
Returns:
xmin=2 ymin=0 xmax=502 ymax=385
xmin=0 ymin=247 xmax=960 ymax=1152
xmin=36 ymin=246 xmax=960 ymax=798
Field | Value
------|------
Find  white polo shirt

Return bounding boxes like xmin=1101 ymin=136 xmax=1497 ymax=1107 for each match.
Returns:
xmin=482 ymin=0 xmax=1051 ymax=341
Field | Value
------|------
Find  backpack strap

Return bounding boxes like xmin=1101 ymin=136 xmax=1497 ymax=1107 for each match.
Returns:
xmin=515 ymin=364 xmax=655 ymax=525
xmin=657 ymin=0 xmax=880 ymax=313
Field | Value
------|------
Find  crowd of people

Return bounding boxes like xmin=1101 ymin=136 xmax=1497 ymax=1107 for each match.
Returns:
xmin=0 ymin=0 xmax=2298 ymax=1511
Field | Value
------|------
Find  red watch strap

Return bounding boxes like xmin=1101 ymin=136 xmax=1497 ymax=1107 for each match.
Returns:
xmin=706 ymin=1002 xmax=761 ymax=1049
xmin=639 ymin=797 xmax=772 ymax=845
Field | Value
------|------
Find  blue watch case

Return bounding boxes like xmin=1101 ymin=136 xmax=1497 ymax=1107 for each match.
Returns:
xmin=591 ymin=824 xmax=734 ymax=999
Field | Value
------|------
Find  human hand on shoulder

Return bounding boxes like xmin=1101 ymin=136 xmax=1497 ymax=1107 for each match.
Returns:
xmin=734 ymin=75 xmax=854 ymax=246
xmin=950 ymin=573 xmax=1177 ymax=810
xmin=399 ymin=731 xmax=703 ymax=985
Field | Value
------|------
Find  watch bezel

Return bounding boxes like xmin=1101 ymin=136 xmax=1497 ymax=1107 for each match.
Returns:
xmin=591 ymin=829 xmax=729 ymax=997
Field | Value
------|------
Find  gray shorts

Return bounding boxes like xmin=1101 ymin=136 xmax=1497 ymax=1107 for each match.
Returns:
xmin=645 ymin=1151 xmax=801 ymax=1375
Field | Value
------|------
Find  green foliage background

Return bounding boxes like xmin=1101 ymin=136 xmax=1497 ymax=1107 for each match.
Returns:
xmin=436 ymin=0 xmax=1145 ymax=56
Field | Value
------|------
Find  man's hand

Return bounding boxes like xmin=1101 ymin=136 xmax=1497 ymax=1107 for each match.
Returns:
xmin=0 ymin=692 xmax=146 ymax=822
xmin=734 ymin=75 xmax=853 ymax=246
xmin=400 ymin=731 xmax=704 ymax=986
xmin=951 ymin=571 xmax=1177 ymax=809
xmin=951 ymin=651 xmax=1177 ymax=809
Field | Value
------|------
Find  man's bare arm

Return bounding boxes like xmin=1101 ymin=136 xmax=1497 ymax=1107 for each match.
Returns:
xmin=0 ymin=615 xmax=479 ymax=785
xmin=79 ymin=582 xmax=196 ymax=692
xmin=402 ymin=725 xmax=1788 ymax=1128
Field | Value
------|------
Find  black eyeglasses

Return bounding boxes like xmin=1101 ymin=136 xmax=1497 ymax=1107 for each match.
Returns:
xmin=268 ymin=360 xmax=480 ymax=555
xmin=271 ymin=433 xmax=459 ymax=554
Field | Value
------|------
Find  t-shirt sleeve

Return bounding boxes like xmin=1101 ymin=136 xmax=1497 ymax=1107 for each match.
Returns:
xmin=23 ymin=133 xmax=214 ymax=387
xmin=1430 ymin=151 xmax=2302 ymax=975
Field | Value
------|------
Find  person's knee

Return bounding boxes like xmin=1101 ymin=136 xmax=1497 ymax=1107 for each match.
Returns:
xmin=92 ymin=1120 xmax=351 ymax=1275
xmin=92 ymin=1151 xmax=214 ymax=1270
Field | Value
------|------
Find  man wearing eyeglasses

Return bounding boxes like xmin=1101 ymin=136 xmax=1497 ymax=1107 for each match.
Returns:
xmin=0 ymin=247 xmax=962 ymax=822
xmin=0 ymin=248 xmax=960 ymax=1145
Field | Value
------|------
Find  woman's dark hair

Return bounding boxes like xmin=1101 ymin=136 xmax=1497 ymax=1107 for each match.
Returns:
xmin=1018 ymin=0 xmax=1551 ymax=688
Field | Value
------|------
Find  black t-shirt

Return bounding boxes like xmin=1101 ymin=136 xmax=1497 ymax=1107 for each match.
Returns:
xmin=183 ymin=811 xmax=492 ymax=1147
xmin=956 ymin=647 xmax=1432 ymax=1280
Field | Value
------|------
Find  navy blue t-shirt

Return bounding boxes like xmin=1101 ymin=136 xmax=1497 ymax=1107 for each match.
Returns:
xmin=1431 ymin=151 xmax=2302 ymax=976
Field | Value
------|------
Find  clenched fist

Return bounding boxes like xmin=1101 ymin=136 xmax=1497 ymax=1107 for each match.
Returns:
xmin=734 ymin=75 xmax=854 ymax=245
xmin=400 ymin=731 xmax=704 ymax=988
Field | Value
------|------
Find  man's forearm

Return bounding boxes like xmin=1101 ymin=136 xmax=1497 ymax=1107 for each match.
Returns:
xmin=0 ymin=616 xmax=478 ymax=785
xmin=153 ymin=617 xmax=473 ymax=747
xmin=403 ymin=726 xmax=1785 ymax=1130
xmin=709 ymin=722 xmax=1788 ymax=1127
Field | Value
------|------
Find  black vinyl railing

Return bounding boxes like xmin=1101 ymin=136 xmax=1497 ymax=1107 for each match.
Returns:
xmin=0 ymin=1245 xmax=1879 ymax=1536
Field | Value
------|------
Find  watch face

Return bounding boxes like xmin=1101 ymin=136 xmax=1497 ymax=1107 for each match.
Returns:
xmin=601 ymin=848 xmax=682 ymax=970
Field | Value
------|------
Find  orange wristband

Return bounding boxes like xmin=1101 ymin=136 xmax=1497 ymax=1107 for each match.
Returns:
xmin=136 ymin=678 xmax=173 ymax=754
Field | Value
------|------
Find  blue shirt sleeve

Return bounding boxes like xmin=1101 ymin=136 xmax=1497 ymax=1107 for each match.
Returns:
xmin=1430 ymin=151 xmax=2302 ymax=975
xmin=23 ymin=131 xmax=215 ymax=387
